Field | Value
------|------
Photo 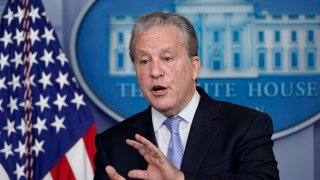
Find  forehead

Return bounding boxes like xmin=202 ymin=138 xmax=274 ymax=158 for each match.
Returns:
xmin=134 ymin=25 xmax=184 ymax=52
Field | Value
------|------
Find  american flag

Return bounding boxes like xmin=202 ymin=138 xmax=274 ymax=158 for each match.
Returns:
xmin=0 ymin=0 xmax=96 ymax=179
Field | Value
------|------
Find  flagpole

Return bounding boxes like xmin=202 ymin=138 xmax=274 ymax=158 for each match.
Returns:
xmin=22 ymin=0 xmax=33 ymax=179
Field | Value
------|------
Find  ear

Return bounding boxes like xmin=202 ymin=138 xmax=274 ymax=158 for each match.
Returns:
xmin=191 ymin=56 xmax=200 ymax=80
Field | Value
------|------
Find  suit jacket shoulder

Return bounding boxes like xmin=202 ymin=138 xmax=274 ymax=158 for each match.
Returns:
xmin=195 ymin=86 xmax=271 ymax=133
xmin=182 ymin=87 xmax=279 ymax=179
xmin=99 ymin=109 xmax=148 ymax=139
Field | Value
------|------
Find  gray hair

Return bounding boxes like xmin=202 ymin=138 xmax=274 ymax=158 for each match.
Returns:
xmin=129 ymin=12 xmax=198 ymax=62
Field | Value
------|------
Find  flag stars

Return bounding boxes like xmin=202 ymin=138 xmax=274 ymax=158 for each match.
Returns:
xmin=29 ymin=52 xmax=39 ymax=67
xmin=0 ymin=30 xmax=13 ymax=48
xmin=14 ymin=6 xmax=25 ymax=24
xmin=0 ymin=77 xmax=7 ymax=90
xmin=35 ymin=94 xmax=50 ymax=112
xmin=3 ymin=119 xmax=16 ymax=137
xmin=33 ymin=117 xmax=48 ymax=135
xmin=38 ymin=72 xmax=53 ymax=90
xmin=29 ymin=6 xmax=41 ymax=23
xmin=14 ymin=29 xmax=24 ymax=46
xmin=29 ymin=28 xmax=41 ymax=45
xmin=19 ymin=101 xmax=25 ymax=109
xmin=23 ymin=74 xmax=37 ymax=88
xmin=40 ymin=49 xmax=55 ymax=67
xmin=19 ymin=99 xmax=33 ymax=110
xmin=14 ymin=141 xmax=26 ymax=159
xmin=32 ymin=139 xmax=45 ymax=157
xmin=53 ymin=93 xmax=68 ymax=111
xmin=7 ymin=74 xmax=21 ymax=91
xmin=71 ymin=92 xmax=86 ymax=110
xmin=10 ymin=52 xmax=23 ymax=68
xmin=0 ymin=141 xmax=14 ymax=159
xmin=7 ymin=96 xmax=19 ymax=114
xmin=0 ymin=53 xmax=10 ymax=70
xmin=41 ymin=27 xmax=55 ymax=44
xmin=3 ymin=8 xmax=14 ymax=25
xmin=51 ymin=115 xmax=66 ymax=133
xmin=0 ymin=1 xmax=95 ymax=173
xmin=57 ymin=49 xmax=68 ymax=66
xmin=13 ymin=163 xmax=26 ymax=180
xmin=16 ymin=118 xmax=28 ymax=136
xmin=0 ymin=99 xmax=4 ymax=112
xmin=56 ymin=71 xmax=70 ymax=89
xmin=41 ymin=11 xmax=50 ymax=22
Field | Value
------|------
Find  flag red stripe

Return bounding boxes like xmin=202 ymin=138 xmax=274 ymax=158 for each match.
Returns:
xmin=0 ymin=1 xmax=96 ymax=179
xmin=83 ymin=124 xmax=97 ymax=170
xmin=50 ymin=156 xmax=76 ymax=180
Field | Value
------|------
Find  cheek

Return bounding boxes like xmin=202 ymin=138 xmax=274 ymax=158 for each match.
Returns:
xmin=136 ymin=72 xmax=149 ymax=87
xmin=183 ymin=64 xmax=195 ymax=80
xmin=172 ymin=67 xmax=192 ymax=88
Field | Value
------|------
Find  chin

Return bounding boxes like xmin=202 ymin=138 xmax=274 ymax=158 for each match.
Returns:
xmin=152 ymin=103 xmax=176 ymax=115
xmin=152 ymin=104 xmax=170 ymax=111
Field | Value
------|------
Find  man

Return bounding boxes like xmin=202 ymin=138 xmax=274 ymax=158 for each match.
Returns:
xmin=94 ymin=12 xmax=279 ymax=179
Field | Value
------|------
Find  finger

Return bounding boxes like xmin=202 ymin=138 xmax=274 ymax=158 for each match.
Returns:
xmin=127 ymin=135 xmax=166 ymax=165
xmin=105 ymin=166 xmax=125 ymax=180
xmin=126 ymin=139 xmax=158 ymax=164
xmin=128 ymin=170 xmax=148 ymax=179
xmin=135 ymin=134 xmax=164 ymax=158
xmin=135 ymin=134 xmax=157 ymax=149
xmin=126 ymin=139 xmax=149 ymax=157
xmin=127 ymin=135 xmax=161 ymax=159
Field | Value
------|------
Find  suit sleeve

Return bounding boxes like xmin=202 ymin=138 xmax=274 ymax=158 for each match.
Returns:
xmin=93 ymin=134 xmax=110 ymax=180
xmin=184 ymin=113 xmax=279 ymax=180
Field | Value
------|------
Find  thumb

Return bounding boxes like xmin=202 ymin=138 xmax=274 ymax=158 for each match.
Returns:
xmin=105 ymin=166 xmax=125 ymax=180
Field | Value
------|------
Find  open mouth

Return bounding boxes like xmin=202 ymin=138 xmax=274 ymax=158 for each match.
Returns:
xmin=151 ymin=86 xmax=167 ymax=96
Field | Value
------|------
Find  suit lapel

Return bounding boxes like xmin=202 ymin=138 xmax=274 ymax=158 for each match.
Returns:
xmin=130 ymin=107 xmax=157 ymax=145
xmin=181 ymin=88 xmax=223 ymax=173
xmin=130 ymin=107 xmax=157 ymax=168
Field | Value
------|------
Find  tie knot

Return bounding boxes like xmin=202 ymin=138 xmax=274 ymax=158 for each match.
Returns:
xmin=163 ymin=116 xmax=182 ymax=134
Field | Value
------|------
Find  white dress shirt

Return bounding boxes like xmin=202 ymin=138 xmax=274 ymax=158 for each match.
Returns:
xmin=152 ymin=90 xmax=200 ymax=157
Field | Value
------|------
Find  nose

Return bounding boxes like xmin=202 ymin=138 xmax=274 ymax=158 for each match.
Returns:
xmin=150 ymin=60 xmax=164 ymax=79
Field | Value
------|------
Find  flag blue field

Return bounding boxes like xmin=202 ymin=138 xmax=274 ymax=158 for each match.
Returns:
xmin=0 ymin=0 xmax=96 ymax=179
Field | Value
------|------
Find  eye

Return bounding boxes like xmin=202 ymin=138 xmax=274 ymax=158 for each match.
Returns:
xmin=163 ymin=57 xmax=173 ymax=62
xmin=140 ymin=59 xmax=150 ymax=65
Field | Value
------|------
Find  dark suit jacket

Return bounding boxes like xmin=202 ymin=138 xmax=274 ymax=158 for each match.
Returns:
xmin=94 ymin=87 xmax=279 ymax=179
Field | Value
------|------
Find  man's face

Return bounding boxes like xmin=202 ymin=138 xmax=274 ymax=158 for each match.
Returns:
xmin=133 ymin=24 xmax=200 ymax=116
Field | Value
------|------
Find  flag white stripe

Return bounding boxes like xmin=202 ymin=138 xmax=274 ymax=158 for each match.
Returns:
xmin=0 ymin=164 xmax=10 ymax=180
xmin=42 ymin=172 xmax=53 ymax=180
xmin=66 ymin=138 xmax=94 ymax=180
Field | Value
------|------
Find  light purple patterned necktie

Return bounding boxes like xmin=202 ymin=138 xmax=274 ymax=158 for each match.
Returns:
xmin=163 ymin=116 xmax=183 ymax=169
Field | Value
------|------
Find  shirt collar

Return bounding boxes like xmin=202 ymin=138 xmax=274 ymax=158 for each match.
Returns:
xmin=152 ymin=90 xmax=200 ymax=132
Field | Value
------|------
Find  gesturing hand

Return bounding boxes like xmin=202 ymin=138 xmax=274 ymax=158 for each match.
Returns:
xmin=126 ymin=134 xmax=184 ymax=180
xmin=104 ymin=134 xmax=184 ymax=180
